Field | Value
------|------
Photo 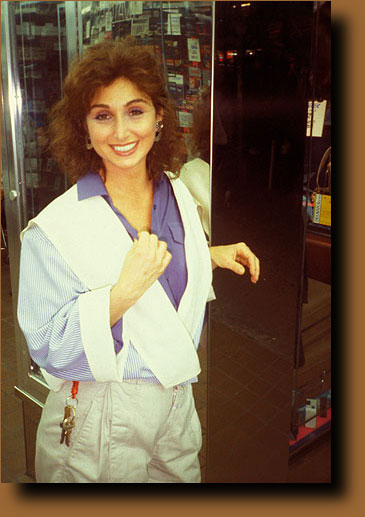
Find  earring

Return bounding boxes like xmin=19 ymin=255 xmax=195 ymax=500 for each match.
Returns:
xmin=154 ymin=121 xmax=164 ymax=142
xmin=86 ymin=137 xmax=93 ymax=150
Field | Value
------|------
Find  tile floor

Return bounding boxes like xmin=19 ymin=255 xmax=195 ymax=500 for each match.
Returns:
xmin=1 ymin=257 xmax=330 ymax=483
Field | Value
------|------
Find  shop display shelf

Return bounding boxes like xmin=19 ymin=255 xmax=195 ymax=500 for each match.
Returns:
xmin=289 ymin=389 xmax=331 ymax=455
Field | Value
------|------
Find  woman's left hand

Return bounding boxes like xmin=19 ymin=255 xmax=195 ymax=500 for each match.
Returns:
xmin=210 ymin=243 xmax=260 ymax=284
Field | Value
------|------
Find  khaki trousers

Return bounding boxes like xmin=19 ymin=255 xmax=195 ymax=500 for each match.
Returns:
xmin=35 ymin=380 xmax=202 ymax=483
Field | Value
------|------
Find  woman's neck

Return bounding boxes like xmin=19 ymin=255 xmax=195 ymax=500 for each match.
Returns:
xmin=102 ymin=166 xmax=152 ymax=200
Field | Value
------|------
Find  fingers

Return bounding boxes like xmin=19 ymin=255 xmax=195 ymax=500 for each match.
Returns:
xmin=228 ymin=250 xmax=245 ymax=275
xmin=253 ymin=255 xmax=260 ymax=283
xmin=137 ymin=230 xmax=151 ymax=246
xmin=162 ymin=249 xmax=172 ymax=270
xmin=136 ymin=232 xmax=171 ymax=274
xmin=231 ymin=262 xmax=245 ymax=275
xmin=245 ymin=246 xmax=259 ymax=283
xmin=236 ymin=242 xmax=260 ymax=283
xmin=148 ymin=233 xmax=159 ymax=249
xmin=136 ymin=231 xmax=158 ymax=252
xmin=157 ymin=238 xmax=167 ymax=253
xmin=157 ymin=239 xmax=171 ymax=269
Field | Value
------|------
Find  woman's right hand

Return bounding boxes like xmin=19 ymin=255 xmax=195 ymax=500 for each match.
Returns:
xmin=109 ymin=231 xmax=172 ymax=326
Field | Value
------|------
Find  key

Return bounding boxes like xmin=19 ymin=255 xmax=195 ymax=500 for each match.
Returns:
xmin=60 ymin=405 xmax=75 ymax=447
xmin=60 ymin=419 xmax=75 ymax=446
xmin=60 ymin=408 xmax=75 ymax=446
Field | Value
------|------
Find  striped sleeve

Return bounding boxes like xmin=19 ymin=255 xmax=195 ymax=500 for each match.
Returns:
xmin=17 ymin=225 xmax=96 ymax=380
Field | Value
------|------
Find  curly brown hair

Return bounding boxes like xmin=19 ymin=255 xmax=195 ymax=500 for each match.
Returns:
xmin=44 ymin=37 xmax=185 ymax=183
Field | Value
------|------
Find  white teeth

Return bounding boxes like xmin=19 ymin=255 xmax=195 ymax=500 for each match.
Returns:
xmin=113 ymin=142 xmax=137 ymax=152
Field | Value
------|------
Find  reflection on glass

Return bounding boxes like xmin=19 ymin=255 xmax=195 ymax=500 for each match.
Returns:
xmin=180 ymin=88 xmax=212 ymax=240
xmin=14 ymin=1 xmax=68 ymax=223
xmin=13 ymin=1 xmax=69 ymax=380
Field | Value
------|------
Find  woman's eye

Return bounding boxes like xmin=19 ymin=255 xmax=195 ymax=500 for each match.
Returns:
xmin=129 ymin=108 xmax=144 ymax=117
xmin=95 ymin=113 xmax=111 ymax=121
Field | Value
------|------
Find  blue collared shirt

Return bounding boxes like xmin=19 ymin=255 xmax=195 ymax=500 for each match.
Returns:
xmin=17 ymin=172 xmax=200 ymax=383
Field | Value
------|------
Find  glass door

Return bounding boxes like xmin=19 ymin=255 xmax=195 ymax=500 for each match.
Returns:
xmin=207 ymin=1 xmax=315 ymax=482
xmin=1 ymin=0 xmax=76 ymax=402
xmin=290 ymin=1 xmax=331 ymax=456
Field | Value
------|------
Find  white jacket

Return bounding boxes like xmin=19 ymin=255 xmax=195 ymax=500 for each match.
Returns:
xmin=179 ymin=158 xmax=211 ymax=239
xmin=21 ymin=174 xmax=212 ymax=390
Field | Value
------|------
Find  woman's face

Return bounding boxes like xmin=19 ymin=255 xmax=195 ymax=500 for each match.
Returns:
xmin=85 ymin=77 xmax=162 ymax=177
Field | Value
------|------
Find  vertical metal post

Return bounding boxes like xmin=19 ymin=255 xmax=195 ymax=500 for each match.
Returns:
xmin=57 ymin=2 xmax=69 ymax=191
xmin=65 ymin=1 xmax=78 ymax=66
xmin=1 ymin=0 xmax=34 ymax=405
xmin=209 ymin=1 xmax=215 ymax=246
xmin=57 ymin=3 xmax=65 ymax=98
xmin=77 ymin=1 xmax=84 ymax=56
xmin=159 ymin=2 xmax=168 ymax=82
xmin=292 ymin=2 xmax=321 ymax=434
xmin=206 ymin=0 xmax=215 ymax=482
xmin=1 ymin=1 xmax=27 ymax=230
xmin=64 ymin=0 xmax=79 ymax=191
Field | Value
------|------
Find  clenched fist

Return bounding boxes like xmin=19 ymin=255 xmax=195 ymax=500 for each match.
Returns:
xmin=110 ymin=231 xmax=172 ymax=326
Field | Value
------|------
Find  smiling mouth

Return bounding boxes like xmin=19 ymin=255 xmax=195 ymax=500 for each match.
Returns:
xmin=111 ymin=142 xmax=138 ymax=154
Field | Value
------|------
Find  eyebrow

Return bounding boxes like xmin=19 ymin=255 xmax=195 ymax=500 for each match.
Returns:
xmin=89 ymin=98 xmax=151 ymax=110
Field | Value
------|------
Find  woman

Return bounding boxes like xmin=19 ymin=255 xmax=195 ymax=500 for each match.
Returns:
xmin=17 ymin=38 xmax=260 ymax=483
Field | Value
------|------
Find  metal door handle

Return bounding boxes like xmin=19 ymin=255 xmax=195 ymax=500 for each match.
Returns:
xmin=8 ymin=190 xmax=18 ymax=201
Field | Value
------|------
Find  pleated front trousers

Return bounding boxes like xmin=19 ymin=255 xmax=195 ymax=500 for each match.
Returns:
xmin=35 ymin=380 xmax=202 ymax=483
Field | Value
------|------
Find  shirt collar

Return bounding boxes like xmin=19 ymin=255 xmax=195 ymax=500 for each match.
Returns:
xmin=77 ymin=172 xmax=108 ymax=201
xmin=77 ymin=171 xmax=167 ymax=202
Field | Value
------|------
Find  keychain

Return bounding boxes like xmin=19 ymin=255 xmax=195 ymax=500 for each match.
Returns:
xmin=60 ymin=381 xmax=79 ymax=447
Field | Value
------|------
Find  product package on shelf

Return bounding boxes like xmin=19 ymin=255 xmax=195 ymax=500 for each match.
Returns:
xmin=290 ymin=389 xmax=331 ymax=452
xmin=312 ymin=193 xmax=331 ymax=227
